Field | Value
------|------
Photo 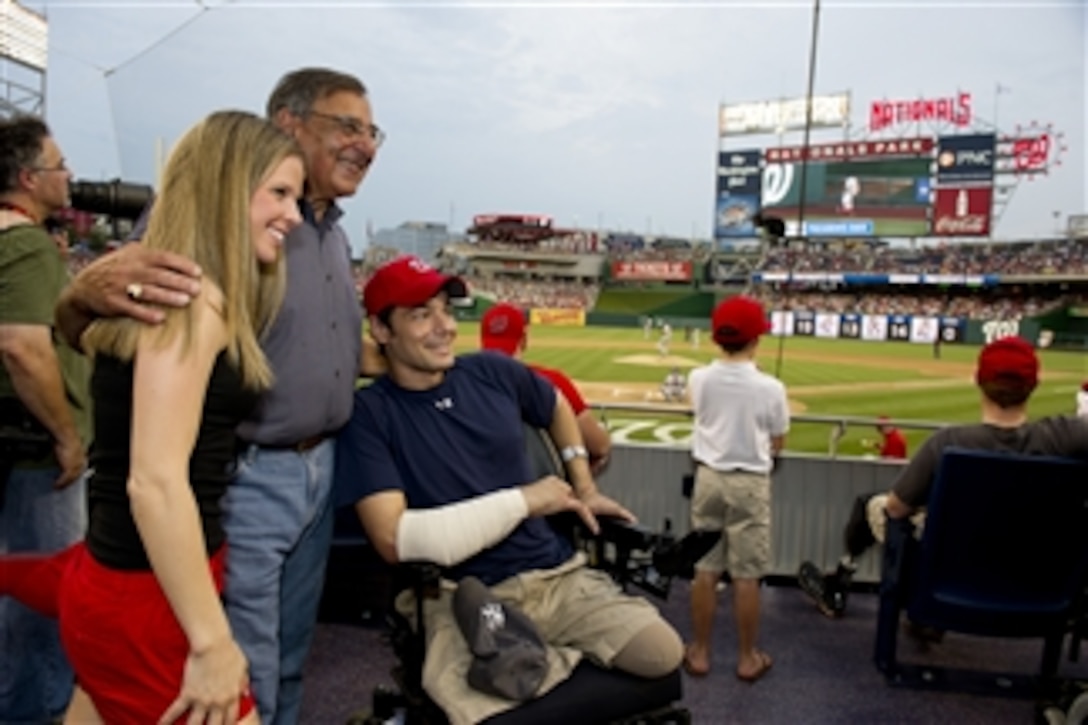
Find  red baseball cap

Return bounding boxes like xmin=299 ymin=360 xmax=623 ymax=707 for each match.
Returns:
xmin=363 ymin=256 xmax=468 ymax=316
xmin=711 ymin=295 xmax=771 ymax=346
xmin=975 ymin=336 xmax=1039 ymax=389
xmin=1081 ymin=380 xmax=1088 ymax=393
xmin=480 ymin=303 xmax=527 ymax=356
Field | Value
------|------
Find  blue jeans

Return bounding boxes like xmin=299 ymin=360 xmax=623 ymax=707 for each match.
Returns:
xmin=0 ymin=467 xmax=85 ymax=723
xmin=223 ymin=440 xmax=335 ymax=725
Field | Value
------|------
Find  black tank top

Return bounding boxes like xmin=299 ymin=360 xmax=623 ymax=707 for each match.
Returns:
xmin=86 ymin=352 xmax=258 ymax=570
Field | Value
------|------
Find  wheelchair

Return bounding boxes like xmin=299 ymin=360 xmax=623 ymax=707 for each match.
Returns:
xmin=346 ymin=425 xmax=719 ymax=725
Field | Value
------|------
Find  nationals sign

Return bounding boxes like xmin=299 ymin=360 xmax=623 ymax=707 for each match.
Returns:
xmin=611 ymin=260 xmax=693 ymax=282
xmin=870 ymin=92 xmax=972 ymax=132
xmin=933 ymin=187 xmax=993 ymax=237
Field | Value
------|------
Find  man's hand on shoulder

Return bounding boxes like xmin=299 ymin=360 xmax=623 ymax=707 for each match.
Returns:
xmin=69 ymin=244 xmax=202 ymax=324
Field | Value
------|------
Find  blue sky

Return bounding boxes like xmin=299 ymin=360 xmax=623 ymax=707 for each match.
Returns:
xmin=20 ymin=0 xmax=1088 ymax=254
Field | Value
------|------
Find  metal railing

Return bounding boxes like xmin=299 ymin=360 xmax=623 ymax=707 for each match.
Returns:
xmin=589 ymin=402 xmax=950 ymax=458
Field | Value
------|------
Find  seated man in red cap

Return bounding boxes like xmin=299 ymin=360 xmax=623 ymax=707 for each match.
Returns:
xmin=1077 ymin=380 xmax=1088 ymax=419
xmin=479 ymin=303 xmax=611 ymax=473
xmin=335 ymin=256 xmax=683 ymax=725
xmin=800 ymin=336 xmax=1088 ymax=619
xmin=684 ymin=295 xmax=789 ymax=682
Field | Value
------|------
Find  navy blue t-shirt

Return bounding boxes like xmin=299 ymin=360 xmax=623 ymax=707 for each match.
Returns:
xmin=335 ymin=352 xmax=572 ymax=585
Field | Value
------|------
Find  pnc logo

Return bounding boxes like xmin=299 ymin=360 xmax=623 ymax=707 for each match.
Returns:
xmin=938 ymin=148 xmax=992 ymax=168
xmin=956 ymin=149 xmax=992 ymax=166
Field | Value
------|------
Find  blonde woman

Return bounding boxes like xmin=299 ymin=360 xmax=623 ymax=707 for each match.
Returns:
xmin=0 ymin=110 xmax=304 ymax=724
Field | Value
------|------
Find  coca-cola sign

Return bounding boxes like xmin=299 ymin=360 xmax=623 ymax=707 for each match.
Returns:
xmin=933 ymin=187 xmax=993 ymax=237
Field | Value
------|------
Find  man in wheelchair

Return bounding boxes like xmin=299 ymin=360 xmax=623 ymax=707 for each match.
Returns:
xmin=335 ymin=256 xmax=684 ymax=724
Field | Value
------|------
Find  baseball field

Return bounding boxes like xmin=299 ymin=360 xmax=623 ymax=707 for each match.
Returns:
xmin=454 ymin=323 xmax=1087 ymax=456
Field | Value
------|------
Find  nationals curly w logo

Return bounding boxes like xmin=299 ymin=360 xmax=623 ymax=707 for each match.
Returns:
xmin=762 ymin=163 xmax=795 ymax=206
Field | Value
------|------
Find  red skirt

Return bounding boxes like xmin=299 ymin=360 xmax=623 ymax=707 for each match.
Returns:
xmin=58 ymin=543 xmax=255 ymax=724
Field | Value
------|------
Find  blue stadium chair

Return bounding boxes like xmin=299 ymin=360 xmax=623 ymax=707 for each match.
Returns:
xmin=874 ymin=447 xmax=1088 ymax=698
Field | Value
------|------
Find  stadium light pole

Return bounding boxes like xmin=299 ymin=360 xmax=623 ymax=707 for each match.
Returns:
xmin=775 ymin=0 xmax=822 ymax=378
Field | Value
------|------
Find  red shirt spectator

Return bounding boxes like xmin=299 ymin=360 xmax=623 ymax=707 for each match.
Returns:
xmin=876 ymin=419 xmax=908 ymax=459
xmin=480 ymin=303 xmax=611 ymax=471
xmin=532 ymin=365 xmax=588 ymax=415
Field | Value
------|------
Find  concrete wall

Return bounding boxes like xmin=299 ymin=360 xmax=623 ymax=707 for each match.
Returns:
xmin=596 ymin=444 xmax=906 ymax=583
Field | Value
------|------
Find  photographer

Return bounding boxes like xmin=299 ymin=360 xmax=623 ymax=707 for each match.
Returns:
xmin=0 ymin=116 xmax=90 ymax=723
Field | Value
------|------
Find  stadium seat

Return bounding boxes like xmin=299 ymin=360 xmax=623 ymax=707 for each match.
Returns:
xmin=874 ymin=447 xmax=1088 ymax=698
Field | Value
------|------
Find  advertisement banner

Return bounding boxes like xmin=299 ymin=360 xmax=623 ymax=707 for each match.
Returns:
xmin=529 ymin=308 xmax=586 ymax=327
xmin=815 ymin=313 xmax=841 ymax=338
xmin=1068 ymin=214 xmax=1088 ymax=239
xmin=936 ymin=134 xmax=996 ymax=183
xmin=839 ymin=314 xmax=861 ymax=339
xmin=610 ymin=260 xmax=693 ymax=282
xmin=762 ymin=155 xmax=932 ymax=237
xmin=771 ymin=310 xmax=794 ymax=337
xmin=932 ymin=187 xmax=993 ymax=237
xmin=887 ymin=315 xmax=913 ymax=339
xmin=869 ymin=92 xmax=972 ymax=133
xmin=996 ymin=134 xmax=1051 ymax=175
xmin=719 ymin=94 xmax=850 ymax=135
xmin=965 ymin=318 xmax=1041 ymax=346
xmin=939 ymin=317 xmax=965 ymax=343
xmin=886 ymin=315 xmax=911 ymax=341
xmin=793 ymin=311 xmax=815 ymax=336
xmin=715 ymin=150 xmax=762 ymax=238
xmin=766 ymin=138 xmax=934 ymax=163
xmin=861 ymin=315 xmax=888 ymax=341
xmin=908 ymin=316 xmax=940 ymax=343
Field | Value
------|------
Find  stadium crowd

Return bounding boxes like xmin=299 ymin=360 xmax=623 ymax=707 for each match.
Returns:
xmin=757 ymin=238 xmax=1088 ymax=276
xmin=467 ymin=276 xmax=600 ymax=309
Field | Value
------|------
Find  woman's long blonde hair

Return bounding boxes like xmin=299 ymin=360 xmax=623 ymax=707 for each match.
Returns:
xmin=83 ymin=110 xmax=301 ymax=390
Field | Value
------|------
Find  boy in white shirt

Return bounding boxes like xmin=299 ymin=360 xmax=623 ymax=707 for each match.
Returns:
xmin=683 ymin=296 xmax=789 ymax=683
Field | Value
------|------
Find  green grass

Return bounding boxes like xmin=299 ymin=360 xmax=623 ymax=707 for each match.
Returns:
xmin=454 ymin=322 xmax=1087 ymax=455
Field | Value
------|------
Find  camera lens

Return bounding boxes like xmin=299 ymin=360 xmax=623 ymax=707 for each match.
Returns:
xmin=68 ymin=179 xmax=154 ymax=220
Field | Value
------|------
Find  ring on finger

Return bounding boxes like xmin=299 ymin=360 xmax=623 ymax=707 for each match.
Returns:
xmin=125 ymin=282 xmax=144 ymax=301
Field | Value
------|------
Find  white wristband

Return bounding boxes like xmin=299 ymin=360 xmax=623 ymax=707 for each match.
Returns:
xmin=395 ymin=488 xmax=529 ymax=567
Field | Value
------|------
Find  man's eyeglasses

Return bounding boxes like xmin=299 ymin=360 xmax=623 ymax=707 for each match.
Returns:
xmin=30 ymin=160 xmax=69 ymax=173
xmin=307 ymin=111 xmax=386 ymax=147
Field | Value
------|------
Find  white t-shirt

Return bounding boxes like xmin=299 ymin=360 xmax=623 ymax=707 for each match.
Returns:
xmin=1077 ymin=389 xmax=1088 ymax=419
xmin=689 ymin=359 xmax=790 ymax=474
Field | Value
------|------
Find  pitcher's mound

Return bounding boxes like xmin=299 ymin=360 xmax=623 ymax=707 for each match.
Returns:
xmin=615 ymin=354 xmax=704 ymax=368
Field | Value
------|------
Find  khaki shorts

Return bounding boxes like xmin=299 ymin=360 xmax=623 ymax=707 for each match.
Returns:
xmin=865 ymin=493 xmax=927 ymax=543
xmin=399 ymin=553 xmax=665 ymax=725
xmin=690 ymin=466 xmax=771 ymax=579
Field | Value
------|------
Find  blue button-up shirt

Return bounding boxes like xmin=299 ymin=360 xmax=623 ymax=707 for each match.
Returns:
xmin=237 ymin=200 xmax=362 ymax=445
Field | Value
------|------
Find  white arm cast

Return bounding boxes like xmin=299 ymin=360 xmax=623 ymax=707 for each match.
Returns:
xmin=395 ymin=488 xmax=529 ymax=567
